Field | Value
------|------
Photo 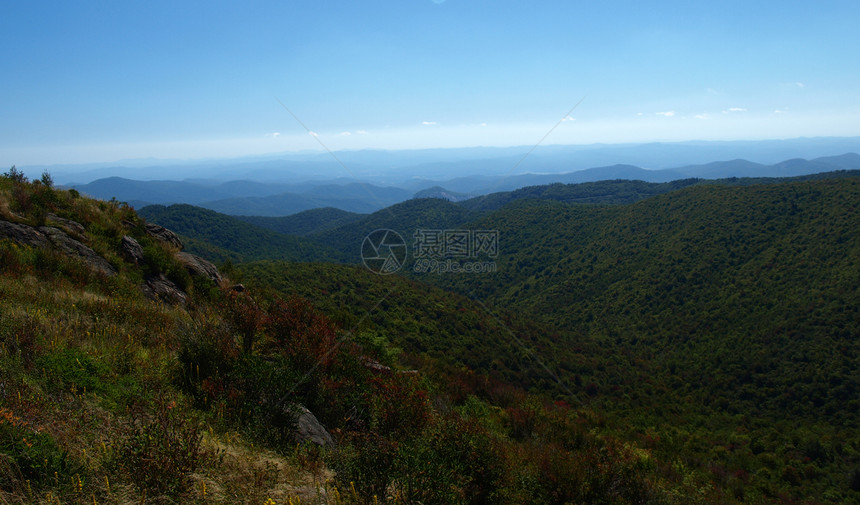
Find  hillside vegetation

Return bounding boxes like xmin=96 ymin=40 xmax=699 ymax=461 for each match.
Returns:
xmin=137 ymin=203 xmax=349 ymax=264
xmin=5 ymin=165 xmax=860 ymax=504
xmin=232 ymin=176 xmax=860 ymax=504
xmin=0 ymin=170 xmax=723 ymax=504
xmin=424 ymin=177 xmax=860 ymax=503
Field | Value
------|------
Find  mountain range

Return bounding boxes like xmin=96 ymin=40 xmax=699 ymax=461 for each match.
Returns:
xmin=71 ymin=152 xmax=860 ymax=216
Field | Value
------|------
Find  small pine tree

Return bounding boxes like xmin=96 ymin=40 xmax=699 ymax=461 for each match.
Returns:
xmin=2 ymin=165 xmax=27 ymax=183
xmin=40 ymin=171 xmax=54 ymax=188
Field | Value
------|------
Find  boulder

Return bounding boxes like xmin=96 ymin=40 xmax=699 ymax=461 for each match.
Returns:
xmin=141 ymin=274 xmax=187 ymax=305
xmin=0 ymin=219 xmax=49 ymax=248
xmin=294 ymin=405 xmax=334 ymax=447
xmin=120 ymin=235 xmax=145 ymax=265
xmin=1 ymin=219 xmax=116 ymax=276
xmin=176 ymin=251 xmax=222 ymax=284
xmin=46 ymin=213 xmax=86 ymax=240
xmin=144 ymin=223 xmax=183 ymax=250
xmin=38 ymin=226 xmax=117 ymax=277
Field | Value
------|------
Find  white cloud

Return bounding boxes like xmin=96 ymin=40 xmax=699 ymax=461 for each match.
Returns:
xmin=422 ymin=121 xmax=437 ymax=126
xmin=562 ymin=116 xmax=576 ymax=122
xmin=339 ymin=131 xmax=352 ymax=136
xmin=774 ymin=108 xmax=789 ymax=114
xmin=308 ymin=131 xmax=319 ymax=137
xmin=356 ymin=130 xmax=368 ymax=135
xmin=480 ymin=122 xmax=488 ymax=127
xmin=723 ymin=107 xmax=747 ymax=113
xmin=656 ymin=111 xmax=675 ymax=117
xmin=796 ymin=82 xmax=805 ymax=88
xmin=695 ymin=114 xmax=709 ymax=120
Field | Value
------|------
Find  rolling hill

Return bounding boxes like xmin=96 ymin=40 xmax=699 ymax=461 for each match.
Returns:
xmin=137 ymin=203 xmax=349 ymax=263
xmin=235 ymin=207 xmax=366 ymax=236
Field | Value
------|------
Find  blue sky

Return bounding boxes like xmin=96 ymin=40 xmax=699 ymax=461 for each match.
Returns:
xmin=3 ymin=0 xmax=860 ymax=166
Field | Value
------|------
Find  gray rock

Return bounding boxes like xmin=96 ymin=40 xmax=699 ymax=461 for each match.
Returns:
xmin=0 ymin=219 xmax=49 ymax=248
xmin=294 ymin=405 xmax=334 ymax=447
xmin=141 ymin=274 xmax=187 ymax=305
xmin=144 ymin=223 xmax=183 ymax=250
xmin=38 ymin=226 xmax=117 ymax=277
xmin=46 ymin=214 xmax=86 ymax=239
xmin=176 ymin=251 xmax=222 ymax=284
xmin=120 ymin=235 xmax=145 ymax=265
xmin=361 ymin=357 xmax=392 ymax=373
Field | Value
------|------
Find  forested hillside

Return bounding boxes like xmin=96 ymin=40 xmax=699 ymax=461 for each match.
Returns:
xmin=7 ymin=166 xmax=860 ymax=503
xmin=1 ymin=169 xmax=733 ymax=504
xmin=138 ymin=203 xmax=349 ymax=263
xmin=424 ymin=177 xmax=860 ymax=502
xmin=235 ymin=207 xmax=365 ymax=236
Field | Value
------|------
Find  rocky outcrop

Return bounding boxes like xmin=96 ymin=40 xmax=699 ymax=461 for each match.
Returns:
xmin=0 ymin=219 xmax=50 ymax=248
xmin=1 ymin=218 xmax=116 ymax=276
xmin=46 ymin=213 xmax=86 ymax=240
xmin=294 ymin=405 xmax=334 ymax=447
xmin=120 ymin=235 xmax=145 ymax=265
xmin=38 ymin=226 xmax=117 ymax=277
xmin=141 ymin=274 xmax=188 ymax=305
xmin=145 ymin=223 xmax=183 ymax=250
xmin=176 ymin=252 xmax=222 ymax=284
xmin=2 ymin=215 xmax=223 ymax=307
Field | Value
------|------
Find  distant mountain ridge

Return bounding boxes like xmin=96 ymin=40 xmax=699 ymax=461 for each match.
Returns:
xmin=33 ymin=136 xmax=860 ymax=185
xmin=73 ymin=152 xmax=860 ymax=217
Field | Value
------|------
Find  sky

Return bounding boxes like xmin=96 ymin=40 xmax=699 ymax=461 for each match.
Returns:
xmin=2 ymin=0 xmax=860 ymax=167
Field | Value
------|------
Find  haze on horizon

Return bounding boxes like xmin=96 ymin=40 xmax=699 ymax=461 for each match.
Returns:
xmin=2 ymin=1 xmax=860 ymax=168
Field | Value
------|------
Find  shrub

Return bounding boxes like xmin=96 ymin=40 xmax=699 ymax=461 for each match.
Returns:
xmin=222 ymin=290 xmax=263 ymax=354
xmin=114 ymin=398 xmax=217 ymax=497
xmin=37 ymin=348 xmax=110 ymax=393
xmin=0 ymin=408 xmax=75 ymax=491
xmin=264 ymin=296 xmax=338 ymax=369
xmin=328 ymin=431 xmax=397 ymax=503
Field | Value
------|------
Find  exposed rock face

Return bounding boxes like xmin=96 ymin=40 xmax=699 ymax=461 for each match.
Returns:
xmin=141 ymin=274 xmax=187 ymax=305
xmin=46 ymin=213 xmax=86 ymax=240
xmin=1 ymin=218 xmax=116 ymax=276
xmin=120 ymin=235 xmax=145 ymax=265
xmin=0 ymin=219 xmax=50 ymax=248
xmin=176 ymin=251 xmax=222 ymax=284
xmin=294 ymin=405 xmax=334 ymax=447
xmin=38 ymin=226 xmax=117 ymax=277
xmin=145 ymin=223 xmax=183 ymax=250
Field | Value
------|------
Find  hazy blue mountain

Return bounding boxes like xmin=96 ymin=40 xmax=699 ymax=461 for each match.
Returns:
xmin=33 ymin=137 xmax=860 ymax=185
xmin=61 ymin=149 xmax=860 ymax=217
xmin=198 ymin=183 xmax=411 ymax=216
xmin=412 ymin=186 xmax=475 ymax=202
xmin=69 ymin=176 xmax=314 ymax=206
